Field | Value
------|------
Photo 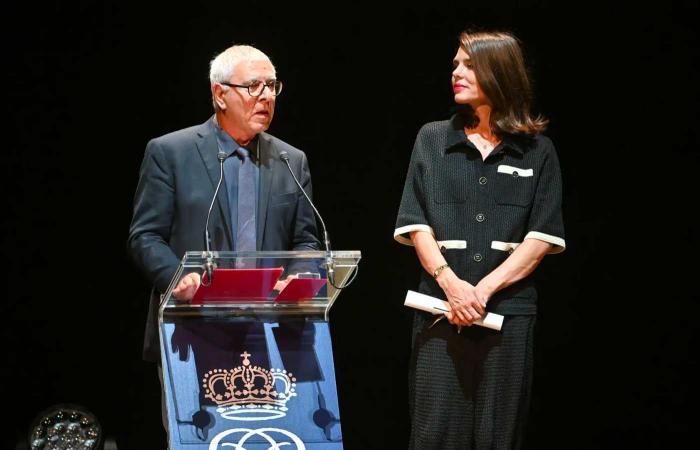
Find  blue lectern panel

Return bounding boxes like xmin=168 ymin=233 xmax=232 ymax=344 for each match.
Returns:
xmin=160 ymin=319 xmax=343 ymax=450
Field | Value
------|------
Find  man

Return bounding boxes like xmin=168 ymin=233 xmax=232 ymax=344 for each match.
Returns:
xmin=128 ymin=44 xmax=320 ymax=364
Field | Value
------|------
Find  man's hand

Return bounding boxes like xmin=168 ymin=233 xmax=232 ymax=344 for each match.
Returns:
xmin=273 ymin=274 xmax=298 ymax=292
xmin=172 ymin=272 xmax=201 ymax=301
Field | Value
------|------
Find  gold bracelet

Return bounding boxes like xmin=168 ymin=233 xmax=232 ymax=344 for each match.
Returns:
xmin=433 ymin=263 xmax=450 ymax=279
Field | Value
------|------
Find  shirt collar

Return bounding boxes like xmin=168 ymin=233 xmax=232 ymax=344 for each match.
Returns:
xmin=213 ymin=117 xmax=259 ymax=160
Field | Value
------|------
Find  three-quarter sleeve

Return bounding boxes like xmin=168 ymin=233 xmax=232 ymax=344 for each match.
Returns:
xmin=524 ymin=138 xmax=566 ymax=253
xmin=394 ymin=128 xmax=435 ymax=246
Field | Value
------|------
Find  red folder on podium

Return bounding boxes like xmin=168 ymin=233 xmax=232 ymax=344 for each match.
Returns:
xmin=190 ymin=267 xmax=284 ymax=304
xmin=275 ymin=277 xmax=327 ymax=303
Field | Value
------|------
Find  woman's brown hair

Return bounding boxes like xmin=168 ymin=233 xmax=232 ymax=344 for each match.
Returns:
xmin=459 ymin=30 xmax=548 ymax=135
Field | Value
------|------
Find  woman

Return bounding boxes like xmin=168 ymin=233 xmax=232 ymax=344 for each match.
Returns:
xmin=394 ymin=31 xmax=565 ymax=449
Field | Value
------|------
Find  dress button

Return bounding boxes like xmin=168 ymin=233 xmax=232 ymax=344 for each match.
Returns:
xmin=512 ymin=171 xmax=519 ymax=177
xmin=478 ymin=176 xmax=487 ymax=185
xmin=473 ymin=253 xmax=483 ymax=262
xmin=476 ymin=213 xmax=485 ymax=222
xmin=440 ymin=246 xmax=447 ymax=254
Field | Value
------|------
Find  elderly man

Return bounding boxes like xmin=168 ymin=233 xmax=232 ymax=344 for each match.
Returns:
xmin=128 ymin=44 xmax=320 ymax=364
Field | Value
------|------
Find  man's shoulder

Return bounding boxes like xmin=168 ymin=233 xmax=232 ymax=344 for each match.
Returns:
xmin=261 ymin=132 xmax=306 ymax=159
xmin=149 ymin=121 xmax=210 ymax=148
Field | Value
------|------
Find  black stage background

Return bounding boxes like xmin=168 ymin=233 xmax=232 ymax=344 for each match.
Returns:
xmin=3 ymin=2 xmax=698 ymax=449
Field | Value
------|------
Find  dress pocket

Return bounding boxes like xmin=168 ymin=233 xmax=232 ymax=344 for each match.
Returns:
xmin=494 ymin=165 xmax=534 ymax=207
xmin=437 ymin=240 xmax=467 ymax=276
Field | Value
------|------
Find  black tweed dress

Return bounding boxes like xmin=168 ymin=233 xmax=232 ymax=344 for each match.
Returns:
xmin=394 ymin=114 xmax=565 ymax=449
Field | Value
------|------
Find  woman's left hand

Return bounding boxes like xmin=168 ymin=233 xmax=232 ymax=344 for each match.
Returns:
xmin=438 ymin=268 xmax=487 ymax=326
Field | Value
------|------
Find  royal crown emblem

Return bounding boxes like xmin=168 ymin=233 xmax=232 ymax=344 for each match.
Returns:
xmin=203 ymin=351 xmax=297 ymax=421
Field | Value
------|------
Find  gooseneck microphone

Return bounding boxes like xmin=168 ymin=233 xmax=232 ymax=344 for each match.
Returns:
xmin=280 ymin=151 xmax=356 ymax=289
xmin=279 ymin=152 xmax=330 ymax=249
xmin=202 ymin=150 xmax=229 ymax=286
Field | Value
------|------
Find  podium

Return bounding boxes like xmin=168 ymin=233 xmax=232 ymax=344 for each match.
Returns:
xmin=158 ymin=250 xmax=361 ymax=450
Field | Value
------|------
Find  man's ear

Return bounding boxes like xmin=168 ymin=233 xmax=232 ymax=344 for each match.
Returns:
xmin=212 ymin=84 xmax=227 ymax=111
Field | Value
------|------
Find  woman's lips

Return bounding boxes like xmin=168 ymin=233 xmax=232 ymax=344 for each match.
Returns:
xmin=453 ymin=85 xmax=465 ymax=93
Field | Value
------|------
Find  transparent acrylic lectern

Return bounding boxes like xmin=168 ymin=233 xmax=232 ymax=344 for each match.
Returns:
xmin=158 ymin=250 xmax=360 ymax=450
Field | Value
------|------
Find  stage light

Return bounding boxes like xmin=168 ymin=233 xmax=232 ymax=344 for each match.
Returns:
xmin=22 ymin=404 xmax=116 ymax=450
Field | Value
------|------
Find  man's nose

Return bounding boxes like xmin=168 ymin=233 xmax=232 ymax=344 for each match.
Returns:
xmin=258 ymin=84 xmax=275 ymax=101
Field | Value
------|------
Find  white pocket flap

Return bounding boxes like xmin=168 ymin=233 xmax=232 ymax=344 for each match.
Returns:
xmin=437 ymin=240 xmax=467 ymax=249
xmin=491 ymin=241 xmax=520 ymax=252
xmin=497 ymin=165 xmax=533 ymax=177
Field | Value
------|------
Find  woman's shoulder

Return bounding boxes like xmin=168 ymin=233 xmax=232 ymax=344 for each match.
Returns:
xmin=533 ymin=132 xmax=555 ymax=146
xmin=417 ymin=115 xmax=461 ymax=135
xmin=509 ymin=132 xmax=557 ymax=155
xmin=412 ymin=116 xmax=464 ymax=150
xmin=411 ymin=118 xmax=461 ymax=159
xmin=419 ymin=118 xmax=453 ymax=131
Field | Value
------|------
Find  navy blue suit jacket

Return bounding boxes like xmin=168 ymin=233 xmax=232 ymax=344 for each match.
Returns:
xmin=128 ymin=117 xmax=320 ymax=361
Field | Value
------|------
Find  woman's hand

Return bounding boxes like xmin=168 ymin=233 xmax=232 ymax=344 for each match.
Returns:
xmin=437 ymin=268 xmax=487 ymax=326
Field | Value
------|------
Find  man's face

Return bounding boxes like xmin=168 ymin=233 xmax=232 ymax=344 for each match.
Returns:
xmin=217 ymin=59 xmax=277 ymax=143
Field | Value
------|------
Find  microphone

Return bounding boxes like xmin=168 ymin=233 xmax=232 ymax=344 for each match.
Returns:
xmin=279 ymin=151 xmax=335 ymax=284
xmin=202 ymin=150 xmax=229 ymax=286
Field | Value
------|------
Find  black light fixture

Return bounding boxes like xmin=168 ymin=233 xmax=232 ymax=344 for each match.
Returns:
xmin=18 ymin=404 xmax=117 ymax=450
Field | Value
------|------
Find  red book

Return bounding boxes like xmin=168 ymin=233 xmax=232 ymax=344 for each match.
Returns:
xmin=190 ymin=267 xmax=284 ymax=304
xmin=275 ymin=277 xmax=327 ymax=303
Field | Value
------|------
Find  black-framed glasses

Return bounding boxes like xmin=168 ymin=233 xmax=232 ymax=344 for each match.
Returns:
xmin=221 ymin=79 xmax=283 ymax=97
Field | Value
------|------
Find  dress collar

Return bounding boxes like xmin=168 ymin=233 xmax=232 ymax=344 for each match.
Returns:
xmin=444 ymin=114 xmax=529 ymax=156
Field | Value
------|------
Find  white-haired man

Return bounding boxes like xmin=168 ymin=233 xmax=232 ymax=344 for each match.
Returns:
xmin=128 ymin=44 xmax=320 ymax=364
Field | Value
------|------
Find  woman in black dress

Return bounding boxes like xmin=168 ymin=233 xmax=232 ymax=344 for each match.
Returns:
xmin=394 ymin=30 xmax=566 ymax=449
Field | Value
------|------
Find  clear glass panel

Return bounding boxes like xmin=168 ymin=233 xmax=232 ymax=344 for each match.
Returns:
xmin=159 ymin=251 xmax=361 ymax=320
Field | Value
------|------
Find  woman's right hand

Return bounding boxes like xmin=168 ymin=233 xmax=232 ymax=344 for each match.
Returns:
xmin=437 ymin=268 xmax=486 ymax=326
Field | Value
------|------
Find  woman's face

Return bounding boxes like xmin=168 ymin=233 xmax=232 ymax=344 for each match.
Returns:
xmin=452 ymin=47 xmax=489 ymax=107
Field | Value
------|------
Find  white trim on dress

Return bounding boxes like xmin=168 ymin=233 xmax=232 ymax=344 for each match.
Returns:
xmin=437 ymin=240 xmax=467 ymax=249
xmin=491 ymin=241 xmax=520 ymax=252
xmin=525 ymin=231 xmax=566 ymax=253
xmin=394 ymin=224 xmax=435 ymax=246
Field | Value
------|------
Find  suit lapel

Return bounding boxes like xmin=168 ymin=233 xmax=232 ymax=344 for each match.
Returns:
xmin=196 ymin=119 xmax=233 ymax=248
xmin=257 ymin=133 xmax=274 ymax=249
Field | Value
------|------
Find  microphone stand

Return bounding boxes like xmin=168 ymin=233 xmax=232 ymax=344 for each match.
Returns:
xmin=202 ymin=151 xmax=228 ymax=286
xmin=279 ymin=151 xmax=357 ymax=290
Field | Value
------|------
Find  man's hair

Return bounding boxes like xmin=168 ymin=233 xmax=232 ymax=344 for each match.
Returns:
xmin=458 ymin=31 xmax=547 ymax=136
xmin=209 ymin=45 xmax=276 ymax=111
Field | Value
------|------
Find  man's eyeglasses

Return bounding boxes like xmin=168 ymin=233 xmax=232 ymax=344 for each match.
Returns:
xmin=221 ymin=79 xmax=283 ymax=97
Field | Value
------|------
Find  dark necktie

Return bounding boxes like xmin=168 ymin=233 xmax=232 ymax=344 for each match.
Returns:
xmin=236 ymin=147 xmax=256 ymax=257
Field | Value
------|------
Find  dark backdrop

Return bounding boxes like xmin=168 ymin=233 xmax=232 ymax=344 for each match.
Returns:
xmin=3 ymin=2 xmax=697 ymax=449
